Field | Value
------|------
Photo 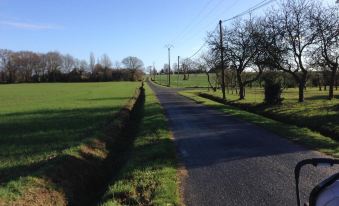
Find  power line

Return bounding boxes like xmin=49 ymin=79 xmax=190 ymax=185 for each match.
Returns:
xmin=163 ymin=0 xmax=277 ymax=69
xmin=187 ymin=42 xmax=207 ymax=59
xmin=174 ymin=0 xmax=226 ymax=45
xmin=226 ymin=0 xmax=271 ymax=20
xmin=200 ymin=0 xmax=239 ymax=33
xmin=177 ymin=0 xmax=238 ymax=53
xmin=185 ymin=24 xmax=218 ymax=59
xmin=172 ymin=0 xmax=214 ymax=43
xmin=222 ymin=0 xmax=277 ymax=22
xmin=179 ymin=0 xmax=276 ymax=46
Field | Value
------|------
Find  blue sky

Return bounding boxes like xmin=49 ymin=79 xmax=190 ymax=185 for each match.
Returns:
xmin=0 ymin=0 xmax=335 ymax=70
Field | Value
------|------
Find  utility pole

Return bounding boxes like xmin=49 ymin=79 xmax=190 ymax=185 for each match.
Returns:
xmin=219 ymin=20 xmax=226 ymax=101
xmin=177 ymin=56 xmax=180 ymax=87
xmin=165 ymin=44 xmax=173 ymax=87
xmin=152 ymin=62 xmax=156 ymax=81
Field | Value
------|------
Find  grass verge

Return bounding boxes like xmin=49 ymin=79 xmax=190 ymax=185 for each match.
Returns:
xmin=179 ymin=90 xmax=339 ymax=158
xmin=99 ymin=84 xmax=180 ymax=206
xmin=194 ymin=88 xmax=339 ymax=140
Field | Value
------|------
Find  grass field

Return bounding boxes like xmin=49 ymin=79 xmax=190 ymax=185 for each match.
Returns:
xmin=153 ymin=73 xmax=217 ymax=88
xmin=199 ymin=87 xmax=339 ymax=139
xmin=100 ymin=84 xmax=180 ymax=206
xmin=0 ymin=82 xmax=140 ymax=204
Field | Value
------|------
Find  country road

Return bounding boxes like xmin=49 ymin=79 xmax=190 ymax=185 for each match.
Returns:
xmin=148 ymin=82 xmax=339 ymax=206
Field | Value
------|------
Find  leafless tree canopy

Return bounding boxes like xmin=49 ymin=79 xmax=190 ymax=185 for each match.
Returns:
xmin=89 ymin=52 xmax=95 ymax=73
xmin=122 ymin=56 xmax=144 ymax=70
xmin=310 ymin=4 xmax=339 ymax=99
xmin=100 ymin=54 xmax=112 ymax=69
xmin=205 ymin=0 xmax=338 ymax=102
xmin=0 ymin=50 xmax=145 ymax=83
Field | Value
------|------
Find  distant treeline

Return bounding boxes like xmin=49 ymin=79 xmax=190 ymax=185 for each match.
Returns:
xmin=0 ymin=49 xmax=145 ymax=83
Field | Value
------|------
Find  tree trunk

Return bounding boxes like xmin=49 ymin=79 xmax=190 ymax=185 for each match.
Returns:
xmin=239 ymin=84 xmax=245 ymax=100
xmin=8 ymin=71 xmax=13 ymax=83
xmin=298 ymin=81 xmax=305 ymax=102
xmin=318 ymin=75 xmax=322 ymax=91
xmin=206 ymin=71 xmax=216 ymax=92
xmin=236 ymin=71 xmax=245 ymax=99
xmin=329 ymin=67 xmax=337 ymax=100
xmin=244 ymin=87 xmax=246 ymax=98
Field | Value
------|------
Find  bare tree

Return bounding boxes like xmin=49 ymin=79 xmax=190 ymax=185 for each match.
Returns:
xmin=146 ymin=65 xmax=153 ymax=80
xmin=310 ymin=4 xmax=339 ymax=99
xmin=223 ymin=18 xmax=262 ymax=99
xmin=100 ymin=54 xmax=112 ymax=69
xmin=16 ymin=51 xmax=40 ymax=82
xmin=46 ymin=51 xmax=62 ymax=82
xmin=200 ymin=53 xmax=218 ymax=91
xmin=121 ymin=56 xmax=144 ymax=70
xmin=172 ymin=63 xmax=178 ymax=74
xmin=62 ymin=54 xmax=75 ymax=73
xmin=122 ymin=56 xmax=144 ymax=80
xmin=37 ymin=53 xmax=48 ymax=81
xmin=262 ymin=0 xmax=318 ymax=102
xmin=181 ymin=58 xmax=195 ymax=80
xmin=113 ymin=61 xmax=121 ymax=69
xmin=0 ymin=49 xmax=14 ymax=82
xmin=79 ymin=60 xmax=88 ymax=72
xmin=162 ymin=64 xmax=169 ymax=74
xmin=89 ymin=52 xmax=95 ymax=73
xmin=0 ymin=49 xmax=146 ymax=82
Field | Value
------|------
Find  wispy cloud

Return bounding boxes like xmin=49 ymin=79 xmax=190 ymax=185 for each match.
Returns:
xmin=0 ymin=20 xmax=63 ymax=30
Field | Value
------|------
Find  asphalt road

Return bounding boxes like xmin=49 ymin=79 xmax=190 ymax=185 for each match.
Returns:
xmin=148 ymin=82 xmax=339 ymax=206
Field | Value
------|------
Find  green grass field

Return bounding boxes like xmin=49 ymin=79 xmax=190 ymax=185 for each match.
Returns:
xmin=153 ymin=73 xmax=217 ymax=88
xmin=200 ymin=87 xmax=339 ymax=139
xmin=0 ymin=82 xmax=140 ymax=203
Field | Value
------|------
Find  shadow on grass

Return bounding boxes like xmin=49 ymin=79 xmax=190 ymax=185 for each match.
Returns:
xmin=305 ymin=94 xmax=339 ymax=101
xmin=0 ymin=89 xmax=146 ymax=205
xmin=98 ymin=93 xmax=178 ymax=205
xmin=0 ymin=106 xmax=118 ymax=163
xmin=0 ymin=106 xmax=120 ymax=203
xmin=198 ymin=92 xmax=339 ymax=141
xmin=81 ymin=97 xmax=131 ymax=101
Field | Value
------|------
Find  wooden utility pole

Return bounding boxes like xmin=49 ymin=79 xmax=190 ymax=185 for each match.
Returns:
xmin=165 ymin=44 xmax=173 ymax=87
xmin=177 ymin=56 xmax=180 ymax=87
xmin=153 ymin=62 xmax=156 ymax=81
xmin=219 ymin=20 xmax=226 ymax=101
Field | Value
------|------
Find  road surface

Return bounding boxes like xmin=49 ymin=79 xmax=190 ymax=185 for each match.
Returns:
xmin=148 ymin=82 xmax=339 ymax=206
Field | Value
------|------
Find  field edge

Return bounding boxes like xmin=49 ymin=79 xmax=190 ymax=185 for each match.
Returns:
xmin=98 ymin=84 xmax=182 ymax=206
